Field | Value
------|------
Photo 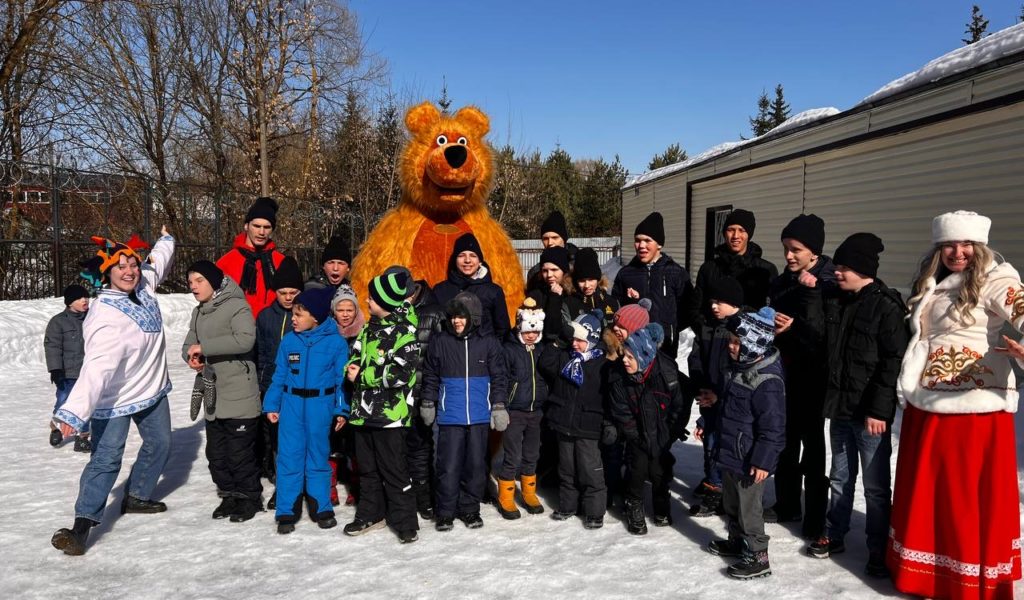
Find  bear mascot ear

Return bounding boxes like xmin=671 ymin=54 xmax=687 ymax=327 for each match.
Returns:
xmin=406 ymin=101 xmax=442 ymax=137
xmin=454 ymin=105 xmax=490 ymax=138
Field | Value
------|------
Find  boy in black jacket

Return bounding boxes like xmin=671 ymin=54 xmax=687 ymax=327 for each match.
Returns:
xmin=540 ymin=309 xmax=609 ymax=529
xmin=806 ymin=233 xmax=907 ymax=579
xmin=496 ymin=298 xmax=549 ymax=519
xmin=44 ymin=284 xmax=91 ymax=451
xmin=610 ymin=322 xmax=686 ymax=535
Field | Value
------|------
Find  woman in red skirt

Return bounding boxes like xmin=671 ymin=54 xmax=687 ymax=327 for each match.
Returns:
xmin=891 ymin=210 xmax=1024 ymax=599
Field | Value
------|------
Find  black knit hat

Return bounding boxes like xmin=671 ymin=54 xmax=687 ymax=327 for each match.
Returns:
xmin=63 ymin=284 xmax=89 ymax=306
xmin=320 ymin=234 xmax=351 ymax=265
xmin=187 ymin=260 xmax=224 ymax=291
xmin=781 ymin=213 xmax=825 ymax=255
xmin=540 ymin=210 xmax=569 ymax=242
xmin=707 ymin=276 xmax=744 ymax=308
xmin=538 ymin=246 xmax=570 ymax=274
xmin=834 ymin=232 xmax=884 ymax=279
xmin=295 ymin=286 xmax=334 ymax=324
xmin=271 ymin=256 xmax=303 ymax=291
xmin=573 ymin=247 xmax=602 ymax=280
xmin=723 ymin=209 xmax=756 ymax=238
xmin=245 ymin=196 xmax=278 ymax=228
xmin=451 ymin=233 xmax=484 ymax=263
xmin=369 ymin=270 xmax=410 ymax=311
xmin=634 ymin=212 xmax=665 ymax=246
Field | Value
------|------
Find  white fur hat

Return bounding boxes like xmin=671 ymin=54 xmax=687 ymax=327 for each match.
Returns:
xmin=932 ymin=210 xmax=991 ymax=245
xmin=516 ymin=297 xmax=546 ymax=334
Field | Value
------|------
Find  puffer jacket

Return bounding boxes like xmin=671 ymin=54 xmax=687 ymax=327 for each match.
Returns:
xmin=715 ymin=348 xmax=786 ymax=475
xmin=539 ymin=338 xmax=609 ymax=440
xmin=688 ymin=242 xmax=779 ymax=328
xmin=608 ymin=352 xmax=686 ymax=457
xmin=612 ymin=252 xmax=694 ymax=355
xmin=574 ymin=288 xmax=620 ymax=327
xmin=433 ymin=261 xmax=511 ymax=341
xmin=182 ymin=277 xmax=260 ymax=420
xmin=262 ymin=317 xmax=350 ymax=417
xmin=769 ymin=255 xmax=839 ymax=381
xmin=255 ymin=300 xmax=293 ymax=393
xmin=503 ymin=339 xmax=548 ymax=412
xmin=44 ymin=308 xmax=87 ymax=379
xmin=421 ymin=294 xmax=508 ymax=426
xmin=823 ymin=281 xmax=908 ymax=423
xmin=410 ymin=280 xmax=445 ymax=403
xmin=347 ymin=302 xmax=421 ymax=428
xmin=899 ymin=260 xmax=1024 ymax=414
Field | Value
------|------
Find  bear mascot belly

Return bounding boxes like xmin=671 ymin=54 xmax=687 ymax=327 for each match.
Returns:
xmin=350 ymin=102 xmax=524 ymax=321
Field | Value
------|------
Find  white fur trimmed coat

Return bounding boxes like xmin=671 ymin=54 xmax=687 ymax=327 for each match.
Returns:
xmin=898 ymin=260 xmax=1024 ymax=414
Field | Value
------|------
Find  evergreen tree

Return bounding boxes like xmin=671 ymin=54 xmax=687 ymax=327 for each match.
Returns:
xmin=574 ymin=156 xmax=628 ymax=236
xmin=648 ymin=143 xmax=687 ymax=170
xmin=770 ymin=84 xmax=791 ymax=128
xmin=438 ymin=77 xmax=452 ymax=115
xmin=963 ymin=5 xmax=989 ymax=45
xmin=749 ymin=89 xmax=773 ymax=137
xmin=1018 ymin=3 xmax=1023 ymax=23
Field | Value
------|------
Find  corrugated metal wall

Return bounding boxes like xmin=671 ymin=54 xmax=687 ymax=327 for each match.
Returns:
xmin=804 ymin=102 xmax=1024 ymax=292
xmin=689 ymin=163 xmax=804 ymax=277
xmin=621 ymin=185 xmax=654 ymax=254
xmin=652 ymin=175 xmax=688 ymax=262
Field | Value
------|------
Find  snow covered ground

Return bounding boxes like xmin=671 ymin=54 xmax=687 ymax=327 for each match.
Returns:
xmin=2 ymin=294 xmax=1022 ymax=599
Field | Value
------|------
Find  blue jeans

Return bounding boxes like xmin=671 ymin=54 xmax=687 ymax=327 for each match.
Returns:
xmin=825 ymin=419 xmax=892 ymax=556
xmin=74 ymin=396 xmax=171 ymax=522
xmin=53 ymin=378 xmax=88 ymax=434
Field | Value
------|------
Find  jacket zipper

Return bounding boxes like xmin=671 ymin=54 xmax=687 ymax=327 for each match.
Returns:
xmin=529 ymin=347 xmax=536 ymax=411
xmin=464 ymin=338 xmax=470 ymax=425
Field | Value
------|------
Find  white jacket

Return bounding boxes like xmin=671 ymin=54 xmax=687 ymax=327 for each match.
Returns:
xmin=55 ymin=235 xmax=175 ymax=430
xmin=898 ymin=260 xmax=1024 ymax=414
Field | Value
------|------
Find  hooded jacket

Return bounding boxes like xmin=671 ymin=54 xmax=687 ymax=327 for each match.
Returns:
xmin=44 ymin=308 xmax=87 ymax=379
xmin=216 ymin=231 xmax=285 ymax=317
xmin=608 ymin=352 xmax=686 ymax=457
xmin=503 ymin=337 xmax=549 ymax=413
xmin=898 ymin=260 xmax=1024 ymax=414
xmin=612 ymin=252 xmax=694 ymax=355
xmin=688 ymin=242 xmax=779 ymax=328
xmin=421 ymin=294 xmax=509 ymax=426
xmin=715 ymin=348 xmax=786 ymax=475
xmin=262 ymin=317 xmax=350 ymax=418
xmin=433 ymin=260 xmax=511 ymax=341
xmin=183 ymin=277 xmax=260 ymax=420
xmin=347 ymin=302 xmax=421 ymax=428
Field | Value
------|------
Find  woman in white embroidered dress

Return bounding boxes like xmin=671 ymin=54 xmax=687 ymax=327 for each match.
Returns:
xmin=889 ymin=211 xmax=1023 ymax=599
xmin=50 ymin=226 xmax=175 ymax=556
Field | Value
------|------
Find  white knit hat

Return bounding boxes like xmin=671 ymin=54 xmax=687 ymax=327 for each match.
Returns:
xmin=516 ymin=297 xmax=545 ymax=334
xmin=932 ymin=210 xmax=991 ymax=245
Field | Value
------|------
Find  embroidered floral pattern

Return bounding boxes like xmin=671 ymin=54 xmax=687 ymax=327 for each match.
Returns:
xmin=1006 ymin=286 xmax=1024 ymax=323
xmin=922 ymin=345 xmax=994 ymax=388
xmin=890 ymin=528 xmax=1022 ymax=580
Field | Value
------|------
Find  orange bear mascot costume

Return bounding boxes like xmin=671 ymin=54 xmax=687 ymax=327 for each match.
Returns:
xmin=351 ymin=101 xmax=524 ymax=320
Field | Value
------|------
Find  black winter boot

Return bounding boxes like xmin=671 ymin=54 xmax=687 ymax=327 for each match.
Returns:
xmin=317 ymin=512 xmax=338 ymax=530
xmin=51 ymin=517 xmax=97 ymax=556
xmin=212 ymin=497 xmax=237 ymax=519
xmin=413 ymin=480 xmax=434 ymax=520
xmin=727 ymin=550 xmax=771 ymax=579
xmin=49 ymin=429 xmax=63 ymax=447
xmin=121 ymin=495 xmax=167 ymax=514
xmin=625 ymin=499 xmax=647 ymax=535
xmin=73 ymin=436 xmax=91 ymax=453
xmin=707 ymin=538 xmax=744 ymax=558
xmin=230 ymin=496 xmax=263 ymax=523
xmin=689 ymin=490 xmax=723 ymax=518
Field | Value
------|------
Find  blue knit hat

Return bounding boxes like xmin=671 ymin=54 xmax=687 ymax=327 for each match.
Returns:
xmin=570 ymin=309 xmax=604 ymax=350
xmin=625 ymin=323 xmax=664 ymax=372
xmin=727 ymin=307 xmax=776 ymax=363
xmin=295 ymin=286 xmax=335 ymax=324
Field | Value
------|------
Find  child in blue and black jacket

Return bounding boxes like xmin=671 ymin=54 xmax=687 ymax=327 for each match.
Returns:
xmin=420 ymin=292 xmax=508 ymax=532
xmin=495 ymin=298 xmax=549 ymax=519
xmin=706 ymin=307 xmax=786 ymax=580
xmin=262 ymin=287 xmax=349 ymax=534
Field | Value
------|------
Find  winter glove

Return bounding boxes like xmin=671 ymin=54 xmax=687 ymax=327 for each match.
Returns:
xmin=622 ymin=426 xmax=640 ymax=445
xmin=490 ymin=405 xmax=510 ymax=432
xmin=419 ymin=402 xmax=436 ymax=426
xmin=600 ymin=422 xmax=618 ymax=446
xmin=50 ymin=369 xmax=64 ymax=385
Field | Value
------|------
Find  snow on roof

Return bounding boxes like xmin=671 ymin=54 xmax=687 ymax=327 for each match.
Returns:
xmin=859 ymin=22 xmax=1024 ymax=106
xmin=625 ymin=22 xmax=1024 ymax=190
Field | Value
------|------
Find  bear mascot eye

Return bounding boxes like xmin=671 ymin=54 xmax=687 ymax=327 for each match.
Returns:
xmin=456 ymin=136 xmax=468 ymax=146
xmin=435 ymin=134 xmax=448 ymax=146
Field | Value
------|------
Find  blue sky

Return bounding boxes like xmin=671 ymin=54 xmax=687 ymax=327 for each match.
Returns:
xmin=350 ymin=1 xmax=1023 ymax=176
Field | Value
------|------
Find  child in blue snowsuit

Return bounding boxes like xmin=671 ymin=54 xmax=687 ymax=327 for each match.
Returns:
xmin=263 ymin=287 xmax=349 ymax=534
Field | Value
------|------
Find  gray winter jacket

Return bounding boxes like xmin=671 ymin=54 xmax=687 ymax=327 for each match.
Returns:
xmin=44 ymin=308 xmax=87 ymax=379
xmin=182 ymin=278 xmax=260 ymax=420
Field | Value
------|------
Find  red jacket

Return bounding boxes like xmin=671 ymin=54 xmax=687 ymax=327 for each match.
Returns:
xmin=217 ymin=232 xmax=285 ymax=317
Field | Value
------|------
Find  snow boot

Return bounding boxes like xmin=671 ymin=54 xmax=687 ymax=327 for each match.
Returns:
xmin=121 ymin=495 xmax=167 ymax=515
xmin=625 ymin=499 xmax=647 ymax=535
xmin=458 ymin=513 xmax=484 ymax=529
xmin=230 ymin=496 xmax=263 ymax=523
xmin=519 ymin=474 xmax=544 ymax=514
xmin=550 ymin=510 xmax=575 ymax=521
xmin=328 ymin=457 xmax=340 ymax=506
xmin=652 ymin=513 xmax=672 ymax=527
xmin=496 ymin=479 xmax=522 ymax=520
xmin=399 ymin=529 xmax=419 ymax=543
xmin=317 ymin=512 xmax=338 ymax=530
xmin=727 ymin=550 xmax=771 ymax=579
xmin=707 ymin=538 xmax=744 ymax=558
xmin=413 ymin=480 xmax=434 ymax=520
xmin=865 ymin=552 xmax=890 ymax=578
xmin=49 ymin=428 xmax=63 ymax=447
xmin=807 ymin=536 xmax=845 ymax=559
xmin=212 ymin=496 xmax=237 ymax=519
xmin=267 ymin=491 xmax=276 ymax=510
xmin=73 ymin=435 xmax=91 ymax=453
xmin=689 ymin=489 xmax=723 ymax=517
xmin=51 ymin=517 xmax=96 ymax=556
xmin=343 ymin=517 xmax=386 ymax=536
xmin=583 ymin=515 xmax=604 ymax=529
xmin=435 ymin=516 xmax=455 ymax=532
xmin=276 ymin=515 xmax=296 ymax=535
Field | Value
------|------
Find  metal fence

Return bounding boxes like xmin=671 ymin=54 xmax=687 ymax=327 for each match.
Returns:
xmin=0 ymin=160 xmax=363 ymax=300
xmin=511 ymin=236 xmax=622 ymax=279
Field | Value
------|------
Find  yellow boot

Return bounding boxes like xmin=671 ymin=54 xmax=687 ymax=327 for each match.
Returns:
xmin=497 ymin=479 xmax=522 ymax=520
xmin=519 ymin=474 xmax=545 ymax=515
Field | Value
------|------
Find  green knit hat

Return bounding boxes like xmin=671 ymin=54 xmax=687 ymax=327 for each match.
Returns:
xmin=369 ymin=270 xmax=410 ymax=311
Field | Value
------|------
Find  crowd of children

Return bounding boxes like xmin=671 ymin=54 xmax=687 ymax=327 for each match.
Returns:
xmin=46 ymin=200 xmax=1024 ymax=598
